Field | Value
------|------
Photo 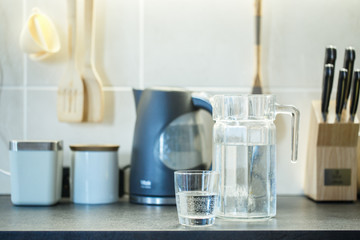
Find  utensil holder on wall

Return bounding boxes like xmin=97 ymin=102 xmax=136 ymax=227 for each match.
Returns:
xmin=304 ymin=101 xmax=358 ymax=201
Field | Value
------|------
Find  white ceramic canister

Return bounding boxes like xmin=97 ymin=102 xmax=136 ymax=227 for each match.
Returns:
xmin=9 ymin=140 xmax=63 ymax=206
xmin=70 ymin=145 xmax=120 ymax=204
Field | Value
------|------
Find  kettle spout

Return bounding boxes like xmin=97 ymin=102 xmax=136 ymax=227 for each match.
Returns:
xmin=133 ymin=89 xmax=143 ymax=109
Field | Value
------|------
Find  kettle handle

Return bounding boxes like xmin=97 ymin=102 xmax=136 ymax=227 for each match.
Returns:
xmin=133 ymin=89 xmax=143 ymax=109
xmin=191 ymin=93 xmax=212 ymax=114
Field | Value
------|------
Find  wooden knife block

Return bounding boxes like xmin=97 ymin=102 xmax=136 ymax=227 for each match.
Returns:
xmin=304 ymin=101 xmax=359 ymax=201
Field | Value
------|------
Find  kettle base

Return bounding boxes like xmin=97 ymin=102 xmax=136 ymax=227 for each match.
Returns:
xmin=130 ymin=195 xmax=175 ymax=205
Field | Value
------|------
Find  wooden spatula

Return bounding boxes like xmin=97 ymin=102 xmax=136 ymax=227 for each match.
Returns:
xmin=80 ymin=0 xmax=104 ymax=122
xmin=251 ymin=0 xmax=263 ymax=94
xmin=57 ymin=0 xmax=84 ymax=122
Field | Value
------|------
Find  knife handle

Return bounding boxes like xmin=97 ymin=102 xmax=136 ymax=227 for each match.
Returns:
xmin=349 ymin=70 xmax=360 ymax=121
xmin=323 ymin=46 xmax=336 ymax=88
xmin=321 ymin=64 xmax=334 ymax=121
xmin=324 ymin=45 xmax=337 ymax=66
xmin=343 ymin=47 xmax=356 ymax=109
xmin=336 ymin=68 xmax=348 ymax=121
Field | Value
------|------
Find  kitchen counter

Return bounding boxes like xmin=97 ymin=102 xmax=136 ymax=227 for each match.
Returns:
xmin=0 ymin=195 xmax=359 ymax=240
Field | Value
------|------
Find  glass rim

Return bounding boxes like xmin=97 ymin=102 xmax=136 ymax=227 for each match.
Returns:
xmin=174 ymin=170 xmax=218 ymax=175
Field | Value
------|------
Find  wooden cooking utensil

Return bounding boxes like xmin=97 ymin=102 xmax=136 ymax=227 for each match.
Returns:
xmin=251 ymin=0 xmax=263 ymax=94
xmin=80 ymin=0 xmax=104 ymax=122
xmin=57 ymin=0 xmax=84 ymax=122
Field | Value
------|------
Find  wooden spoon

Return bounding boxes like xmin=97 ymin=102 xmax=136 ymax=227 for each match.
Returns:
xmin=80 ymin=0 xmax=104 ymax=122
xmin=251 ymin=0 xmax=263 ymax=94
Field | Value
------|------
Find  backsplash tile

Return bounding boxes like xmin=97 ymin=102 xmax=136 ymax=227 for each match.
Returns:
xmin=0 ymin=0 xmax=24 ymax=86
xmin=26 ymin=89 xmax=136 ymax=167
xmin=25 ymin=0 xmax=140 ymax=87
xmin=263 ymin=0 xmax=360 ymax=89
xmin=0 ymin=89 xmax=24 ymax=194
xmin=144 ymin=0 xmax=253 ymax=87
xmin=99 ymin=0 xmax=140 ymax=87
xmin=24 ymin=0 xmax=68 ymax=86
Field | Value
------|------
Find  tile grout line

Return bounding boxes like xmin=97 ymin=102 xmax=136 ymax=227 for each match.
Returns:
xmin=139 ymin=0 xmax=144 ymax=89
xmin=0 ymin=86 xmax=322 ymax=92
xmin=187 ymin=87 xmax=322 ymax=93
xmin=23 ymin=0 xmax=27 ymax=140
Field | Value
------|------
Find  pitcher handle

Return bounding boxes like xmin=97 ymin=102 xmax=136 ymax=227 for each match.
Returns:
xmin=275 ymin=103 xmax=300 ymax=163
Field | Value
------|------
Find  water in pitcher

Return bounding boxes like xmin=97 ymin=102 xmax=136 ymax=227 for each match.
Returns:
xmin=214 ymin=143 xmax=276 ymax=219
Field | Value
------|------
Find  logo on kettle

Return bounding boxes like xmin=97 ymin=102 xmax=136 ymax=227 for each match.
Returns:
xmin=140 ymin=180 xmax=152 ymax=189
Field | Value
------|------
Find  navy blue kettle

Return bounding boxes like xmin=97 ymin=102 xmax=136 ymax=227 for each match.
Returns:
xmin=130 ymin=88 xmax=212 ymax=205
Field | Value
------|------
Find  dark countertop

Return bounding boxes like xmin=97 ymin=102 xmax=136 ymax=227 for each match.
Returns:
xmin=1 ymin=195 xmax=360 ymax=240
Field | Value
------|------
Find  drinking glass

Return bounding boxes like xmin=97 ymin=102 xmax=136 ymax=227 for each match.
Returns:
xmin=174 ymin=170 xmax=219 ymax=226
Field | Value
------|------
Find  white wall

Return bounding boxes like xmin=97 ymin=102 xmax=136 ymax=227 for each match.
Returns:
xmin=1 ymin=0 xmax=360 ymax=195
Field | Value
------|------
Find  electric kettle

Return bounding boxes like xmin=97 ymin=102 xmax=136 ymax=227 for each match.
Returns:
xmin=130 ymin=88 xmax=212 ymax=205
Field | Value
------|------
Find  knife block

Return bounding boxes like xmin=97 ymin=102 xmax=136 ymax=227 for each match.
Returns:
xmin=304 ymin=101 xmax=359 ymax=201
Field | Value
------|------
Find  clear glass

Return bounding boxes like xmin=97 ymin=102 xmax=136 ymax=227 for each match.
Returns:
xmin=174 ymin=170 xmax=219 ymax=226
xmin=211 ymin=95 xmax=299 ymax=219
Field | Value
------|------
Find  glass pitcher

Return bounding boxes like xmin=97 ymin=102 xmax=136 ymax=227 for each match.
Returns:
xmin=211 ymin=95 xmax=299 ymax=219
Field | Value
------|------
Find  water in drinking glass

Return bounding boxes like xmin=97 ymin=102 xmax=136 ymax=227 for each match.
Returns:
xmin=176 ymin=191 xmax=217 ymax=226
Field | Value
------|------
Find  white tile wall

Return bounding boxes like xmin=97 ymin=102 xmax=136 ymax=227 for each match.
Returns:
xmin=263 ymin=0 xmax=360 ymax=89
xmin=1 ymin=0 xmax=360 ymax=194
xmin=26 ymin=89 xmax=135 ymax=167
xmin=25 ymin=0 xmax=68 ymax=86
xmin=0 ymin=0 xmax=23 ymax=86
xmin=0 ymin=90 xmax=23 ymax=194
xmin=143 ymin=0 xmax=253 ymax=87
xmin=99 ymin=0 xmax=140 ymax=87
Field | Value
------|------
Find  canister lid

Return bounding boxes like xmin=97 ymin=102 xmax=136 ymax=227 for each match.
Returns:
xmin=69 ymin=145 xmax=120 ymax=152
xmin=9 ymin=140 xmax=63 ymax=151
